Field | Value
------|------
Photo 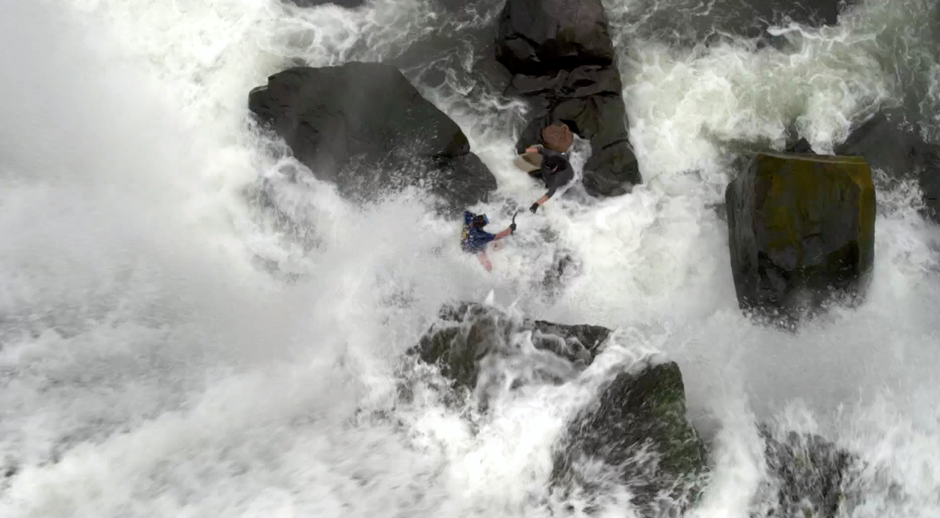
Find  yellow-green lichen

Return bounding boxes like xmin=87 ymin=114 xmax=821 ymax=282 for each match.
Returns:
xmin=753 ymin=152 xmax=874 ymax=269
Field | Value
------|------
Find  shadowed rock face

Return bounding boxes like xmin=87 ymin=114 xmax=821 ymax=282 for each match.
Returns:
xmin=725 ymin=152 xmax=876 ymax=323
xmin=835 ymin=111 xmax=940 ymax=223
xmin=248 ymin=63 xmax=497 ymax=214
xmin=552 ymin=360 xmax=709 ymax=517
xmin=496 ymin=0 xmax=641 ymax=197
xmin=496 ymin=0 xmax=616 ymax=76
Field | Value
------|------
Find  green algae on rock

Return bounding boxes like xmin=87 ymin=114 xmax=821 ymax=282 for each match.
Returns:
xmin=725 ymin=152 xmax=876 ymax=322
xmin=551 ymin=359 xmax=709 ymax=516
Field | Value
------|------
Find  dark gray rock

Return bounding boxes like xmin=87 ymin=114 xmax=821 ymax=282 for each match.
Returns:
xmin=409 ymin=302 xmax=710 ymax=515
xmin=615 ymin=0 xmax=853 ymax=49
xmin=248 ymin=63 xmax=497 ymax=213
xmin=725 ymin=152 xmax=876 ymax=323
xmin=757 ymin=426 xmax=857 ymax=518
xmin=785 ymin=136 xmax=816 ymax=155
xmin=921 ymin=159 xmax=940 ymax=220
xmin=552 ymin=360 xmax=709 ymax=516
xmin=496 ymin=0 xmax=641 ymax=197
xmin=496 ymin=0 xmax=615 ymax=75
xmin=835 ymin=110 xmax=940 ymax=223
xmin=408 ymin=301 xmax=611 ymax=392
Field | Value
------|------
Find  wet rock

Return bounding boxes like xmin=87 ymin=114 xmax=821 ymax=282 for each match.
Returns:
xmin=835 ymin=110 xmax=940 ymax=223
xmin=785 ymin=136 xmax=816 ymax=155
xmin=248 ymin=63 xmax=497 ymax=213
xmin=542 ymin=251 xmax=578 ymax=295
xmin=408 ymin=301 xmax=611 ymax=392
xmin=725 ymin=152 xmax=876 ymax=322
xmin=496 ymin=0 xmax=615 ymax=75
xmin=621 ymin=0 xmax=852 ymax=49
xmin=496 ymin=0 xmax=641 ymax=197
xmin=757 ymin=426 xmax=857 ymax=518
xmin=921 ymin=160 xmax=940 ymax=220
xmin=552 ymin=359 xmax=709 ymax=516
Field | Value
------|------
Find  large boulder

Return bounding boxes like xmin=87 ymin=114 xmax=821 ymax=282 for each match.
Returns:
xmin=408 ymin=302 xmax=709 ymax=514
xmin=835 ymin=110 xmax=940 ymax=223
xmin=496 ymin=0 xmax=616 ymax=75
xmin=248 ymin=63 xmax=497 ymax=212
xmin=552 ymin=359 xmax=709 ymax=516
xmin=725 ymin=152 xmax=876 ymax=322
xmin=408 ymin=301 xmax=611 ymax=394
xmin=496 ymin=0 xmax=641 ymax=197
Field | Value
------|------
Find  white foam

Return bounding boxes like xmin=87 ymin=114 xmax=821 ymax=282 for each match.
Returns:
xmin=1 ymin=0 xmax=939 ymax=516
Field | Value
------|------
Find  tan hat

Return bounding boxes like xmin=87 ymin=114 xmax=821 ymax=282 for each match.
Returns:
xmin=513 ymin=150 xmax=542 ymax=172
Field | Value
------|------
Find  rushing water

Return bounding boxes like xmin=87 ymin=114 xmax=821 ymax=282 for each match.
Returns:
xmin=1 ymin=0 xmax=939 ymax=516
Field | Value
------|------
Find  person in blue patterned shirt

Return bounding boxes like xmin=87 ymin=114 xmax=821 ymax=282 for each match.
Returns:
xmin=461 ymin=211 xmax=516 ymax=271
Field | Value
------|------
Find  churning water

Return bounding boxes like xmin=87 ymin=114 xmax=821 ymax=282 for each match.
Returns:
xmin=1 ymin=0 xmax=939 ymax=516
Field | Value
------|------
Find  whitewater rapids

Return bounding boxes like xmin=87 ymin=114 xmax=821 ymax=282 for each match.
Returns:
xmin=0 ymin=0 xmax=938 ymax=516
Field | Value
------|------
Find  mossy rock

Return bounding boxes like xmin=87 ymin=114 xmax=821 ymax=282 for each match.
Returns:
xmin=725 ymin=152 xmax=876 ymax=322
xmin=552 ymin=360 xmax=708 ymax=516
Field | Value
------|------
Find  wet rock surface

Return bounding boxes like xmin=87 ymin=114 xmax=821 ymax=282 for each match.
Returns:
xmin=552 ymin=359 xmax=709 ymax=516
xmin=248 ymin=63 xmax=497 ymax=213
xmin=835 ymin=110 xmax=940 ymax=223
xmin=725 ymin=152 xmax=876 ymax=323
xmin=496 ymin=0 xmax=641 ymax=197
xmin=408 ymin=301 xmax=611 ymax=392
xmin=756 ymin=426 xmax=858 ymax=518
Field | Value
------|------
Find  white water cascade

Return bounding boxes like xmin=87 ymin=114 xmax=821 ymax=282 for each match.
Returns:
xmin=1 ymin=0 xmax=938 ymax=516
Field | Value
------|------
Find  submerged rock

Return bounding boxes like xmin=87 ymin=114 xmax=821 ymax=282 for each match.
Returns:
xmin=757 ymin=426 xmax=857 ymax=518
xmin=248 ymin=63 xmax=497 ymax=213
xmin=624 ymin=0 xmax=850 ymax=48
xmin=552 ymin=359 xmax=709 ymax=516
xmin=725 ymin=152 xmax=876 ymax=322
xmin=409 ymin=302 xmax=709 ymax=514
xmin=835 ymin=110 xmax=940 ymax=223
xmin=496 ymin=0 xmax=641 ymax=197
xmin=408 ymin=301 xmax=611 ymax=393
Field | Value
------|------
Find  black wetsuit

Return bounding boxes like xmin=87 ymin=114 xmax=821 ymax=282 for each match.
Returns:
xmin=533 ymin=147 xmax=575 ymax=199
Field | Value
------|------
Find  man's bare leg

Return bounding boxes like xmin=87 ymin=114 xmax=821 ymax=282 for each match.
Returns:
xmin=477 ymin=252 xmax=492 ymax=272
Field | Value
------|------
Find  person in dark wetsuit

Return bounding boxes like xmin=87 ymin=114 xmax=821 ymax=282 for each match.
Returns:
xmin=523 ymin=144 xmax=575 ymax=213
xmin=461 ymin=211 xmax=516 ymax=272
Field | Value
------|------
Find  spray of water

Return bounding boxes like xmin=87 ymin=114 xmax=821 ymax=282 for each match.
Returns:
xmin=1 ymin=0 xmax=939 ymax=516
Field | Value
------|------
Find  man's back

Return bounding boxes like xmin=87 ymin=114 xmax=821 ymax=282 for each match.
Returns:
xmin=539 ymin=148 xmax=574 ymax=195
xmin=461 ymin=211 xmax=495 ymax=252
